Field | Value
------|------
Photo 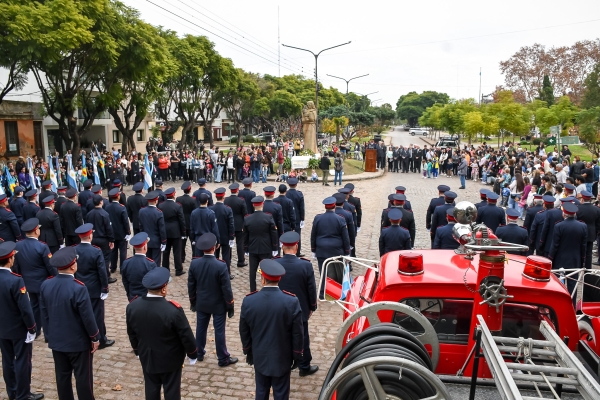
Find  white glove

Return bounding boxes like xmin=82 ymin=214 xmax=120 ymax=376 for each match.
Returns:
xmin=350 ymin=246 xmax=354 ymax=250
xmin=160 ymin=244 xmax=166 ymax=252
xmin=100 ymin=293 xmax=108 ymax=301
xmin=25 ymin=332 xmax=36 ymax=343
xmin=59 ymin=244 xmax=65 ymax=249
xmin=181 ymin=236 xmax=186 ymax=240
xmin=272 ymin=251 xmax=278 ymax=257
xmin=357 ymin=227 xmax=361 ymax=233
xmin=192 ymin=242 xmax=195 ymax=246
xmin=245 ymin=252 xmax=249 ymax=257
xmin=125 ymin=234 xmax=131 ymax=241
xmin=312 ymin=252 xmax=316 ymax=259
xmin=300 ymin=221 xmax=305 ymax=229
xmin=189 ymin=358 xmax=197 ymax=365
xmin=279 ymin=242 xmax=283 ymax=248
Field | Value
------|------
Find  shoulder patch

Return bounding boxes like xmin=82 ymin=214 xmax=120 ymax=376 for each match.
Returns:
xmin=74 ymin=278 xmax=85 ymax=286
xmin=246 ymin=290 xmax=259 ymax=296
xmin=10 ymin=271 xmax=21 ymax=277
xmin=168 ymin=299 xmax=182 ymax=308
xmin=282 ymin=290 xmax=296 ymax=297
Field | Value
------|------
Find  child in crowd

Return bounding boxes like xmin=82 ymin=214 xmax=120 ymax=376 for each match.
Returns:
xmin=242 ymin=163 xmax=249 ymax=179
xmin=288 ymin=169 xmax=297 ymax=179
xmin=422 ymin=159 xmax=428 ymax=179
xmin=276 ymin=168 xmax=288 ymax=182
xmin=431 ymin=157 xmax=439 ymax=179
xmin=501 ymin=183 xmax=510 ymax=207
xmin=298 ymin=169 xmax=307 ymax=183
xmin=311 ymin=169 xmax=318 ymax=182
xmin=471 ymin=157 xmax=479 ymax=181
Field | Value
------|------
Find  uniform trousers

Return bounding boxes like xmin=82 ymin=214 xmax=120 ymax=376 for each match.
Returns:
xmin=585 ymin=241 xmax=593 ymax=270
xmin=52 ymin=350 xmax=95 ymax=400
xmin=48 ymin=245 xmax=60 ymax=254
xmin=147 ymin=247 xmax=162 ymax=267
xmin=65 ymin=235 xmax=80 ymax=247
xmin=255 ymin=371 xmax=290 ymax=400
xmin=29 ymin=292 xmax=44 ymax=335
xmin=215 ymin=244 xmax=232 ymax=274
xmin=181 ymin=236 xmax=192 ymax=262
xmin=142 ymin=368 xmax=182 ymax=400
xmin=195 ymin=312 xmax=229 ymax=363
xmin=298 ymin=322 xmax=312 ymax=371
xmin=133 ymin=227 xmax=140 ymax=235
xmin=92 ymin=237 xmax=112 ymax=274
xmin=234 ymin=231 xmax=246 ymax=266
xmin=294 ymin=227 xmax=302 ymax=256
xmin=249 ymin=253 xmax=272 ymax=292
xmin=110 ymin=239 xmax=127 ymax=272
xmin=162 ymin=237 xmax=182 ymax=273
xmin=0 ymin=338 xmax=32 ymax=400
xmin=90 ymin=298 xmax=107 ymax=344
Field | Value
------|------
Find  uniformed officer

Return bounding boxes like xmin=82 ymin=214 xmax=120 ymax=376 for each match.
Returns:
xmin=106 ymin=188 xmax=131 ymax=273
xmin=193 ymin=178 xmax=213 ymax=207
xmin=40 ymin=247 xmax=100 ymax=400
xmin=238 ymin=177 xmax=256 ymax=214
xmin=188 ymin=233 xmax=237 ymax=367
xmin=121 ymin=233 xmax=157 ymax=302
xmin=85 ymin=194 xmax=117 ymax=283
xmin=338 ymin=187 xmax=358 ymax=236
xmin=539 ymin=195 xmax=565 ymax=257
xmin=112 ymin=179 xmax=127 ymax=205
xmin=333 ymin=193 xmax=355 ymax=252
xmin=78 ymin=180 xmax=94 ymax=212
xmin=10 ymin=186 xmax=26 ymax=227
xmin=311 ymin=197 xmax=350 ymax=299
xmin=36 ymin=196 xmax=64 ymax=253
xmin=244 ymin=196 xmax=278 ymax=292
xmin=524 ymin=193 xmax=544 ymax=233
xmin=429 ymin=188 xmax=455 ymax=242
xmin=430 ymin=208 xmax=458 ymax=250
xmin=54 ymin=186 xmax=68 ymax=215
xmin=22 ymin=190 xmax=40 ymax=221
xmin=60 ymin=188 xmax=84 ymax=246
xmin=277 ymin=231 xmax=318 ymax=377
xmin=159 ymin=187 xmax=186 ymax=276
xmin=476 ymin=192 xmax=506 ymax=232
xmin=394 ymin=186 xmax=412 ymax=211
xmin=381 ymin=194 xmax=416 ymax=247
xmin=125 ymin=267 xmax=198 ymax=400
xmin=139 ymin=191 xmax=167 ymax=266
xmin=239 ymin=259 xmax=304 ymax=400
xmin=576 ymin=191 xmax=600 ymax=269
xmin=263 ymin=186 xmax=284 ymax=240
xmin=379 ymin=208 xmax=412 ymax=256
xmin=210 ymin=188 xmax=235 ymax=277
xmin=0 ymin=241 xmax=43 ymax=400
xmin=474 ymin=188 xmax=489 ymax=209
xmin=563 ymin=184 xmax=581 ymax=205
xmin=549 ymin=202 xmax=587 ymax=296
xmin=0 ymin=194 xmax=21 ymax=242
xmin=345 ymin=183 xmax=362 ymax=234
xmin=14 ymin=218 xmax=55 ymax=338
xmin=74 ymin=224 xmax=114 ymax=349
xmin=495 ymin=209 xmax=529 ymax=254
xmin=286 ymin=178 xmax=306 ymax=257
xmin=426 ymin=185 xmax=450 ymax=240
xmin=274 ymin=184 xmax=296 ymax=234
xmin=224 ymin=182 xmax=248 ymax=268
xmin=126 ymin=182 xmax=147 ymax=235
xmin=84 ymin=184 xmax=107 ymax=217
xmin=190 ymin=193 xmax=220 ymax=257
xmin=154 ymin=179 xmax=166 ymax=204
xmin=529 ymin=195 xmax=554 ymax=255
xmin=176 ymin=181 xmax=196 ymax=262
xmin=39 ymin=180 xmax=57 ymax=209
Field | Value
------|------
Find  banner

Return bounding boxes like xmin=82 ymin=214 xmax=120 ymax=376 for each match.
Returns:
xmin=66 ymin=155 xmax=78 ymax=191
xmin=47 ymin=156 xmax=58 ymax=191
xmin=143 ymin=153 xmax=153 ymax=190
xmin=81 ymin=153 xmax=88 ymax=182
xmin=27 ymin=157 xmax=36 ymax=190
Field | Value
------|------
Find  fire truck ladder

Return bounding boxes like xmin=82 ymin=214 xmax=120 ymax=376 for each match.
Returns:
xmin=474 ymin=314 xmax=600 ymax=400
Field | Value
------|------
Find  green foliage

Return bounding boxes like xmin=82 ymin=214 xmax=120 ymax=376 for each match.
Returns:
xmin=577 ymin=107 xmax=600 ymax=156
xmin=308 ymin=158 xmax=320 ymax=169
xmin=244 ymin=135 xmax=255 ymax=143
xmin=582 ymin=63 xmax=600 ymax=109
xmin=396 ymin=91 xmax=450 ymax=126
xmin=283 ymin=157 xmax=291 ymax=170
xmin=300 ymin=149 xmax=315 ymax=156
xmin=268 ymin=90 xmax=303 ymax=118
xmin=537 ymin=75 xmax=555 ymax=106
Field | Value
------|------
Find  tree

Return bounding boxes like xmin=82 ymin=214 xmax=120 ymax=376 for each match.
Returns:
xmin=396 ymin=91 xmax=449 ymax=127
xmin=463 ymin=111 xmax=484 ymax=144
xmin=582 ymin=63 xmax=600 ymax=109
xmin=268 ymin=90 xmax=302 ymax=137
xmin=438 ymin=99 xmax=477 ymax=135
xmin=577 ymin=107 xmax=600 ymax=156
xmin=223 ymin=69 xmax=260 ymax=147
xmin=333 ymin=116 xmax=349 ymax=143
xmin=538 ymin=75 xmax=554 ymax=106
xmin=155 ymin=30 xmax=181 ymax=140
xmin=419 ymin=103 xmax=444 ymax=139
xmin=321 ymin=118 xmax=336 ymax=136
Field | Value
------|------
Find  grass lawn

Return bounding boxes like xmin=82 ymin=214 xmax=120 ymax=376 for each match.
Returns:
xmin=519 ymin=143 xmax=594 ymax=161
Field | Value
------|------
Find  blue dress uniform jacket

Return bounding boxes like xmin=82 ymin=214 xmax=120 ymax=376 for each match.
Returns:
xmin=190 ymin=207 xmax=220 ymax=244
xmin=348 ymin=194 xmax=362 ymax=228
xmin=36 ymin=208 xmax=63 ymax=249
xmin=475 ymin=199 xmax=488 ymax=210
xmin=540 ymin=208 xmax=564 ymax=255
xmin=381 ymin=207 xmax=416 ymax=246
xmin=40 ymin=275 xmax=99 ymax=352
xmin=0 ymin=269 xmax=36 ymax=339
xmin=426 ymin=196 xmax=445 ymax=229
xmin=433 ymin=223 xmax=460 ymax=250
xmin=430 ymin=203 xmax=454 ymax=239
xmin=523 ymin=204 xmax=543 ymax=232
xmin=239 ymin=287 xmax=304 ymax=376
xmin=335 ymin=207 xmax=355 ymax=248
xmin=193 ymin=188 xmax=214 ymax=207
xmin=120 ymin=255 xmax=157 ymax=301
xmin=529 ymin=210 xmax=547 ymax=254
xmin=243 ymin=211 xmax=278 ymax=254
xmin=74 ymin=243 xmax=108 ymax=298
xmin=85 ymin=207 xmax=115 ymax=242
xmin=263 ymin=200 xmax=284 ymax=238
xmin=188 ymin=256 xmax=233 ymax=315
xmin=549 ymin=218 xmax=587 ymax=280
xmin=59 ymin=200 xmax=84 ymax=241
xmin=277 ymin=255 xmax=317 ymax=321
xmin=238 ymin=188 xmax=256 ymax=214
xmin=210 ymin=203 xmax=235 ymax=244
xmin=476 ymin=203 xmax=506 ymax=233
xmin=10 ymin=196 xmax=26 ymax=226
xmin=224 ymin=195 xmax=247 ymax=232
xmin=22 ymin=202 xmax=40 ymax=222
xmin=495 ymin=224 xmax=529 ymax=255
xmin=380 ymin=225 xmax=412 ymax=256
xmin=274 ymin=195 xmax=296 ymax=232
xmin=343 ymin=201 xmax=358 ymax=236
xmin=126 ymin=193 xmax=147 ymax=233
xmin=310 ymin=210 xmax=351 ymax=258
xmin=0 ymin=207 xmax=21 ymax=242
xmin=105 ymin=201 xmax=130 ymax=240
xmin=175 ymin=194 xmax=196 ymax=234
xmin=286 ymin=189 xmax=305 ymax=224
xmin=577 ymin=203 xmax=600 ymax=240
xmin=138 ymin=206 xmax=166 ymax=248
xmin=13 ymin=238 xmax=54 ymax=293
xmin=77 ymin=189 xmax=93 ymax=210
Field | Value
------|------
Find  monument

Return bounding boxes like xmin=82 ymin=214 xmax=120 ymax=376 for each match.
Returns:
xmin=302 ymin=100 xmax=318 ymax=153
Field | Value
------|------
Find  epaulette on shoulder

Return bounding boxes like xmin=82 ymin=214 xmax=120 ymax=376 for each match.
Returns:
xmin=11 ymin=271 xmax=21 ymax=277
xmin=71 ymin=244 xmax=77 ymax=247
xmin=176 ymin=202 xmax=182 ymax=206
xmin=39 ymin=240 xmax=46 ymax=244
xmin=124 ymin=256 xmax=132 ymax=261
xmin=300 ymin=257 xmax=312 ymax=262
xmin=129 ymin=295 xmax=138 ymax=303
xmin=355 ymin=197 xmax=360 ymax=200
xmin=282 ymin=290 xmax=296 ymax=297
xmin=264 ymin=212 xmax=272 ymax=215
xmin=246 ymin=290 xmax=258 ymax=296
xmin=272 ymin=255 xmax=281 ymax=259
xmin=538 ymin=210 xmax=545 ymax=213
xmin=401 ymin=226 xmax=408 ymax=231
xmin=46 ymin=275 xmax=54 ymax=280
xmin=146 ymin=257 xmax=154 ymax=262
xmin=92 ymin=245 xmax=101 ymax=250
xmin=555 ymin=220 xmax=563 ymax=225
xmin=406 ymin=209 xmax=413 ymax=213
xmin=382 ymin=226 xmax=390 ymax=230
xmin=244 ymin=214 xmax=251 ymax=217
xmin=225 ymin=205 xmax=231 ymax=208
xmin=74 ymin=278 xmax=85 ymax=286
xmin=168 ymin=299 xmax=182 ymax=308
xmin=521 ymin=226 xmax=527 ymax=229
xmin=192 ymin=256 xmax=201 ymax=259
xmin=336 ymin=213 xmax=345 ymax=219
xmin=216 ymin=258 xmax=226 ymax=264
xmin=156 ymin=208 xmax=162 ymax=212
xmin=118 ymin=203 xmax=124 ymax=207
xmin=53 ymin=211 xmax=58 ymax=215
xmin=5 ymin=209 xmax=11 ymax=213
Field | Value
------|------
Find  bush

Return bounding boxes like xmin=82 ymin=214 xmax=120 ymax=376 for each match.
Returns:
xmin=244 ymin=135 xmax=255 ymax=143
xmin=519 ymin=140 xmax=529 ymax=145
xmin=229 ymin=136 xmax=238 ymax=144
xmin=532 ymin=138 xmax=542 ymax=145
xmin=300 ymin=149 xmax=315 ymax=156
xmin=283 ymin=157 xmax=291 ymax=170
xmin=308 ymin=158 xmax=320 ymax=169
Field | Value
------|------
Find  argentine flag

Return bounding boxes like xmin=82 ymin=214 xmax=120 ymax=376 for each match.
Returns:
xmin=340 ymin=263 xmax=353 ymax=301
xmin=92 ymin=153 xmax=100 ymax=185
xmin=81 ymin=153 xmax=88 ymax=182
xmin=5 ymin=166 xmax=16 ymax=195
xmin=143 ymin=153 xmax=153 ymax=190
xmin=66 ymin=155 xmax=78 ymax=191
xmin=27 ymin=157 xmax=36 ymax=190
xmin=47 ymin=156 xmax=58 ymax=191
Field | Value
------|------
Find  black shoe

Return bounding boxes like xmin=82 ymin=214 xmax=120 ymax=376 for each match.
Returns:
xmin=175 ymin=270 xmax=186 ymax=276
xmin=325 ymin=183 xmax=330 ymax=186
xmin=237 ymin=263 xmax=248 ymax=268
xmin=299 ymin=365 xmax=319 ymax=377
xmin=198 ymin=355 xmax=204 ymax=361
xmin=459 ymin=186 xmax=465 ymax=189
xmin=99 ymin=339 xmax=115 ymax=349
xmin=28 ymin=394 xmax=44 ymax=400
xmin=593 ymin=261 xmax=600 ymax=266
xmin=110 ymin=268 xmax=116 ymax=274
xmin=229 ymin=274 xmax=235 ymax=280
xmin=298 ymin=253 xmax=305 ymax=257
xmin=108 ymin=277 xmax=117 ymax=284
xmin=219 ymin=357 xmax=238 ymax=367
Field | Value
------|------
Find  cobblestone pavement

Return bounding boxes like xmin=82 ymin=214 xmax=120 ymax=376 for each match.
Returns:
xmin=3 ymin=128 xmax=491 ymax=399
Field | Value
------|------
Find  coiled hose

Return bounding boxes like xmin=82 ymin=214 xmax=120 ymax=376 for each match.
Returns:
xmin=320 ymin=323 xmax=436 ymax=399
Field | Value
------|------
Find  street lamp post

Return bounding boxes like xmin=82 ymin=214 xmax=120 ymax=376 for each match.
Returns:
xmin=326 ymin=73 xmax=369 ymax=95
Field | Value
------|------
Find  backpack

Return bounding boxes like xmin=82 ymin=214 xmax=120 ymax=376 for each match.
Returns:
xmin=334 ymin=157 xmax=343 ymax=171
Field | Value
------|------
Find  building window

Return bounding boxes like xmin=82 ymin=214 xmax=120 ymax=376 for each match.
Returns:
xmin=136 ymin=129 xmax=144 ymax=142
xmin=4 ymin=121 xmax=19 ymax=156
xmin=112 ymin=130 xmax=121 ymax=143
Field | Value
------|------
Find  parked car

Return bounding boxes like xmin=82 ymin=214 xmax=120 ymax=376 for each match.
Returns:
xmin=409 ymin=127 xmax=429 ymax=136
xmin=435 ymin=136 xmax=460 ymax=148
xmin=254 ymin=132 xmax=273 ymax=142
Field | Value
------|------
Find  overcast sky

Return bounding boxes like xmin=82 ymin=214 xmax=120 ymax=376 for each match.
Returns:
xmin=5 ymin=0 xmax=600 ymax=108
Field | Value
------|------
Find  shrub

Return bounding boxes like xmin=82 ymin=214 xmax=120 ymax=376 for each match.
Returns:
xmin=532 ymin=138 xmax=542 ymax=145
xmin=229 ymin=136 xmax=238 ymax=144
xmin=519 ymin=140 xmax=529 ymax=145
xmin=283 ymin=157 xmax=291 ymax=170
xmin=308 ymin=158 xmax=320 ymax=169
xmin=244 ymin=135 xmax=255 ymax=143
xmin=300 ymin=149 xmax=315 ymax=156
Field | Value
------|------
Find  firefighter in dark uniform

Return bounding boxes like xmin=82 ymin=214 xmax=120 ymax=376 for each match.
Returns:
xmin=432 ymin=208 xmax=460 ymax=250
xmin=126 ymin=181 xmax=147 ymax=235
xmin=238 ymin=177 xmax=256 ymax=215
xmin=23 ymin=190 xmax=40 ymax=221
xmin=39 ymin=180 xmax=57 ymax=209
xmin=495 ymin=209 xmax=529 ymax=255
xmin=0 ymin=194 xmax=21 ymax=242
xmin=263 ymin=186 xmax=284 ymax=241
xmin=54 ymin=186 xmax=68 ymax=215
xmin=394 ymin=186 xmax=412 ymax=211
xmin=426 ymin=185 xmax=450 ymax=244
xmin=78 ymin=180 xmax=93 ymax=212
xmin=14 ymin=218 xmax=54 ymax=338
xmin=60 ymin=188 xmax=84 ymax=246
xmin=474 ymin=188 xmax=489 ymax=209
xmin=564 ymin=184 xmax=581 ymax=205
xmin=224 ymin=183 xmax=248 ymax=268
xmin=84 ymin=184 xmax=107 ymax=217
xmin=277 ymin=231 xmax=318 ymax=377
xmin=193 ymin=178 xmax=213 ymax=207
xmin=345 ymin=183 xmax=362 ymax=234
xmin=154 ymin=179 xmax=166 ymax=204
xmin=428 ymin=187 xmax=452 ymax=241
xmin=274 ymin=184 xmax=296 ymax=233
xmin=159 ymin=187 xmax=186 ymax=276
xmin=286 ymin=178 xmax=305 ymax=257
xmin=244 ymin=196 xmax=278 ymax=292
xmin=529 ymin=196 xmax=553 ymax=255
xmin=74 ymin=224 xmax=114 ymax=349
xmin=10 ymin=186 xmax=27 ymax=227
xmin=549 ymin=202 xmax=587 ymax=296
xmin=210 ymin=188 xmax=235 ymax=277
xmin=576 ymin=191 xmax=600 ymax=269
xmin=539 ymin=195 xmax=565 ymax=257
xmin=121 ymin=233 xmax=157 ymax=302
xmin=524 ymin=193 xmax=544 ymax=232
xmin=380 ymin=208 xmax=412 ymax=256
xmin=338 ymin=188 xmax=358 ymax=235
xmin=0 ymin=241 xmax=43 ymax=400
xmin=139 ymin=191 xmax=167 ymax=266
xmin=112 ymin=179 xmax=127 ymax=205
xmin=106 ymin=188 xmax=131 ymax=273
xmin=381 ymin=194 xmax=416 ymax=247
xmin=85 ymin=194 xmax=117 ymax=283
xmin=190 ymin=193 xmax=220 ymax=258
xmin=40 ymin=247 xmax=100 ymax=400
xmin=333 ymin=193 xmax=355 ymax=252
xmin=311 ymin=197 xmax=350 ymax=299
xmin=239 ymin=259 xmax=304 ymax=400
xmin=176 ymin=181 xmax=196 ymax=262
xmin=36 ymin=196 xmax=64 ymax=254
xmin=188 ymin=233 xmax=237 ymax=367
xmin=476 ymin=192 xmax=506 ymax=232
xmin=126 ymin=267 xmax=198 ymax=400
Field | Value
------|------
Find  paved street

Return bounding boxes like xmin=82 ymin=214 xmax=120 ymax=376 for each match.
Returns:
xmin=3 ymin=128 xmax=493 ymax=399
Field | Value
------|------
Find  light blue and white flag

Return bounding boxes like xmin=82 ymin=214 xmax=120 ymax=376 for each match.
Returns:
xmin=47 ymin=156 xmax=58 ymax=191
xmin=92 ymin=152 xmax=100 ymax=185
xmin=27 ymin=157 xmax=36 ymax=190
xmin=144 ymin=153 xmax=153 ymax=190
xmin=66 ymin=155 xmax=78 ymax=191
xmin=340 ymin=262 xmax=353 ymax=301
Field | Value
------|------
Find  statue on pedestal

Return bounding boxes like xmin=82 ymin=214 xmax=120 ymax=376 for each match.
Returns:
xmin=302 ymin=101 xmax=317 ymax=154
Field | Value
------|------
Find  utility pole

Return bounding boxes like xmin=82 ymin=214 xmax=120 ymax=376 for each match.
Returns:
xmin=326 ymin=73 xmax=369 ymax=95
xmin=478 ymin=67 xmax=482 ymax=106
xmin=277 ymin=6 xmax=280 ymax=77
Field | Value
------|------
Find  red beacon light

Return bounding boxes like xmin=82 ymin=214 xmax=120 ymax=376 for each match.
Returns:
xmin=398 ymin=252 xmax=424 ymax=276
xmin=522 ymin=256 xmax=552 ymax=282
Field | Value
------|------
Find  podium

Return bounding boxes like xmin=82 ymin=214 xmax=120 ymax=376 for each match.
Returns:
xmin=364 ymin=149 xmax=377 ymax=172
